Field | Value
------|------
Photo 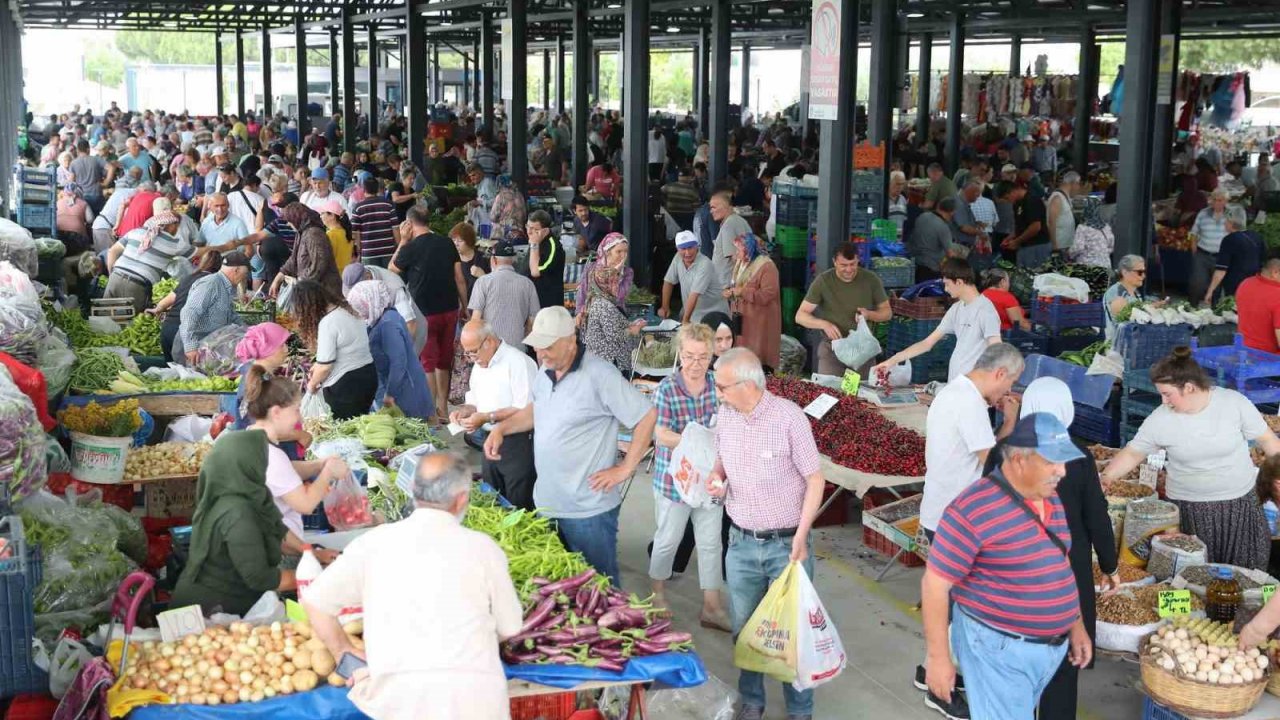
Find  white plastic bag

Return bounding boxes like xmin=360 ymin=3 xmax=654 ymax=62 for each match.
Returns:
xmin=669 ymin=423 xmax=717 ymax=509
xmin=300 ymin=391 xmax=331 ymax=420
xmin=242 ymin=591 xmax=287 ymax=626
xmin=48 ymin=637 xmax=94 ymax=699
xmin=275 ymin=278 xmax=297 ymax=313
xmin=830 ymin=317 xmax=882 ymax=370
xmin=866 ymin=359 xmax=913 ymax=388
xmin=163 ymin=414 xmax=214 ymax=443
xmin=144 ymin=364 xmax=210 ymax=382
xmin=87 ymin=316 xmax=122 ymax=335
xmin=1032 ymin=272 xmax=1091 ymax=303
xmin=1087 ymin=350 xmax=1124 ymax=378
xmin=792 ymin=563 xmax=847 ymax=691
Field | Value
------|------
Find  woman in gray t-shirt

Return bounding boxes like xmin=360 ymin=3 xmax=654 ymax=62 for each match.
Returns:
xmin=1102 ymin=348 xmax=1280 ymax=569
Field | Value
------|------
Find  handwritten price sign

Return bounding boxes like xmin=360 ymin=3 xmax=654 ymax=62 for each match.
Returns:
xmin=1157 ymin=589 xmax=1193 ymax=618
xmin=1263 ymin=584 xmax=1277 ymax=604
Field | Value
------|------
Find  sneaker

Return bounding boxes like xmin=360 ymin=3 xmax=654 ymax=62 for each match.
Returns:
xmin=914 ymin=664 xmax=965 ymax=692
xmin=924 ymin=691 xmax=971 ymax=720
xmin=734 ymin=705 xmax=765 ymax=720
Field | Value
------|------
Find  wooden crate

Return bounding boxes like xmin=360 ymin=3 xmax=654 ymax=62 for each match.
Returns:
xmin=143 ymin=476 xmax=197 ymax=519
xmin=136 ymin=393 xmax=228 ymax=416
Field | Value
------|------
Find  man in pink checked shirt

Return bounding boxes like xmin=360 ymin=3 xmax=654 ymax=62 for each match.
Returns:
xmin=706 ymin=348 xmax=826 ymax=720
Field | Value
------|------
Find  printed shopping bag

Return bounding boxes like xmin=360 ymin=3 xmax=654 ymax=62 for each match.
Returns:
xmin=733 ymin=562 xmax=800 ymax=682
xmin=791 ymin=563 xmax=847 ymax=690
xmin=670 ymin=423 xmax=716 ymax=509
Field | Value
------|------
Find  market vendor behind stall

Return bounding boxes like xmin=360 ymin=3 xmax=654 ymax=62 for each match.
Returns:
xmin=1235 ymin=251 xmax=1280 ymax=352
xmin=177 ymin=250 xmax=249 ymax=364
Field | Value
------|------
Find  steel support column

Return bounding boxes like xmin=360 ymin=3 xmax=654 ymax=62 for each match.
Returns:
xmin=294 ymin=17 xmax=309 ymax=135
xmin=433 ymin=44 xmax=442 ymax=103
xmin=740 ymin=42 xmax=750 ymax=111
xmin=1151 ymin=0 xmax=1181 ymax=199
xmin=463 ymin=55 xmax=471 ymax=110
xmin=557 ymin=35 xmax=566 ymax=115
xmin=262 ymin=25 xmax=273 ymax=117
xmin=235 ymin=30 xmax=246 ymax=117
xmin=815 ymin=0 xmax=860 ymax=273
xmin=623 ymin=0 xmax=652 ymax=285
xmin=591 ymin=49 xmax=600 ymax=103
xmin=697 ymin=26 xmax=709 ymax=128
xmin=508 ymin=0 xmax=529 ymax=188
xmin=1073 ymin=25 xmax=1098 ymax=173
xmin=407 ymin=10 xmax=428 ymax=170
xmin=481 ymin=9 xmax=495 ymax=130
xmin=473 ymin=38 xmax=482 ymax=110
xmin=342 ymin=5 xmax=357 ymax=154
xmin=916 ymin=33 xmax=932 ymax=146
xmin=329 ymin=31 xmax=340 ymax=115
xmin=1114 ymin=0 xmax=1160 ymax=260
xmin=945 ymin=12 xmax=964 ymax=174
xmin=215 ymin=32 xmax=225 ymax=116
xmin=709 ymin=0 xmax=732 ymax=186
xmin=543 ymin=50 xmax=552 ymax=112
xmin=367 ymin=24 xmax=379 ymax=140
xmin=1009 ymin=33 xmax=1022 ymax=76
xmin=573 ymin=0 xmax=591 ymax=187
xmin=868 ymin=0 xmax=896 ymax=211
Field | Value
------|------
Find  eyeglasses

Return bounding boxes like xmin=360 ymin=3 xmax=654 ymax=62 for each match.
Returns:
xmin=715 ymin=379 xmax=745 ymax=393
xmin=1130 ymin=269 xmax=1147 ymax=276
xmin=463 ymin=338 xmax=493 ymax=360
xmin=680 ymin=352 xmax=711 ymax=366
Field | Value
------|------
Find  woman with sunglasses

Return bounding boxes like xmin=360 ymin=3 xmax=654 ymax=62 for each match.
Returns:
xmin=1102 ymin=254 xmax=1166 ymax=341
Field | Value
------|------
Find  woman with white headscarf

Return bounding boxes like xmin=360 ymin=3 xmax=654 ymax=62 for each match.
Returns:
xmin=982 ymin=377 xmax=1118 ymax=720
xmin=347 ymin=279 xmax=434 ymax=420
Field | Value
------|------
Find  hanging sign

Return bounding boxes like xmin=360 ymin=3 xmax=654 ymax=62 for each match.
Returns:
xmin=501 ymin=19 xmax=514 ymax=100
xmin=1156 ymin=35 xmax=1176 ymax=105
xmin=808 ymin=0 xmax=842 ymax=120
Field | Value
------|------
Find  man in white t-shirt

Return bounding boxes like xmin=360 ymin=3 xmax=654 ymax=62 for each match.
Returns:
xmin=874 ymin=257 xmax=1002 ymax=381
xmin=911 ymin=341 xmax=1024 ymax=719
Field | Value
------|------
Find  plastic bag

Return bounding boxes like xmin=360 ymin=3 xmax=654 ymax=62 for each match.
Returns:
xmin=301 ymin=391 xmax=332 ymax=420
xmin=1147 ymin=535 xmax=1208 ymax=581
xmin=0 ymin=365 xmax=50 ymax=502
xmin=46 ymin=435 xmax=71 ymax=475
xmin=194 ymin=324 xmax=249 ymax=377
xmin=641 ymin=675 xmax=738 ymax=720
xmin=734 ymin=562 xmax=801 ymax=682
xmin=777 ymin=334 xmax=806 ymax=377
xmin=323 ymin=472 xmax=375 ymax=531
xmin=38 ymin=331 xmax=77 ymax=398
xmin=1087 ymin=350 xmax=1124 ymax=379
xmin=242 ymin=591 xmax=287 ymax=626
xmin=1119 ymin=497 xmax=1179 ymax=568
xmin=831 ymin=317 xmax=882 ymax=370
xmin=0 ymin=350 xmax=56 ymax=430
xmin=669 ymin=423 xmax=716 ymax=509
xmin=0 ymin=293 xmax=48 ymax=366
xmin=791 ymin=563 xmax=847 ymax=690
xmin=870 ymin=238 xmax=908 ymax=257
xmin=0 ymin=220 xmax=38 ymax=277
xmin=143 ymin=364 xmax=210 ymax=382
xmin=1032 ymin=272 xmax=1091 ymax=303
xmin=275 ymin=277 xmax=297 ymax=314
xmin=866 ymin=359 xmax=913 ymax=389
xmin=163 ymin=414 xmax=213 ymax=443
xmin=87 ymin=316 xmax=122 ymax=335
xmin=49 ymin=637 xmax=94 ymax=699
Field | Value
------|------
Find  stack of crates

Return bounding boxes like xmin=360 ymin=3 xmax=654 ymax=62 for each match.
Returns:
xmin=1030 ymin=296 xmax=1104 ymax=356
xmin=11 ymin=165 xmax=56 ymax=237
xmin=1192 ymin=334 xmax=1280 ymax=405
xmin=885 ymin=300 xmax=955 ymax=384
xmin=849 ymin=170 xmax=884 ymax=236
xmin=1120 ymin=369 xmax=1160 ymax=444
xmin=0 ymin=514 xmax=45 ymax=699
xmin=773 ymin=180 xmax=819 ymax=337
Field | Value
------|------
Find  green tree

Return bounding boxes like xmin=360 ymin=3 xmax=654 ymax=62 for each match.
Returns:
xmin=1098 ymin=38 xmax=1280 ymax=85
xmin=83 ymin=46 xmax=125 ymax=88
xmin=650 ymin=51 xmax=693 ymax=110
xmin=116 ymin=31 xmax=260 ymax=65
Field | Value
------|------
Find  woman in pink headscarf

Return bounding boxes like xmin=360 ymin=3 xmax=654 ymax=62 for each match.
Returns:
xmin=575 ymin=232 xmax=645 ymax=374
xmin=232 ymin=322 xmax=311 ymax=458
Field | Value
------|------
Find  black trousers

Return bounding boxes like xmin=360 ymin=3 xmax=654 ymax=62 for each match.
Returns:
xmin=324 ymin=364 xmax=378 ymax=420
xmin=482 ymin=430 xmax=536 ymax=511
xmin=161 ymin=320 xmax=180 ymax=362
xmin=1036 ymin=657 xmax=1079 ymax=720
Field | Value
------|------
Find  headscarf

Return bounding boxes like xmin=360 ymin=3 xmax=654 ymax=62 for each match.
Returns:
xmin=341 ymin=262 xmax=369 ymax=295
xmin=63 ymin=185 xmax=84 ymax=205
xmin=1019 ymin=377 xmax=1075 ymax=428
xmin=235 ymin=322 xmax=291 ymax=363
xmin=1082 ymin=196 xmax=1107 ymax=231
xmin=278 ymin=202 xmax=325 ymax=234
xmin=732 ymin=232 xmax=770 ymax=286
xmin=586 ymin=232 xmax=633 ymax=307
xmin=347 ymin=279 xmax=395 ymax=326
xmin=141 ymin=210 xmax=179 ymax=250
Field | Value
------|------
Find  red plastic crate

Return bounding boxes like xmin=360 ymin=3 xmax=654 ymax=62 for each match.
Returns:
xmin=4 ymin=693 xmax=58 ymax=720
xmin=510 ymin=692 xmax=578 ymax=720
xmin=813 ymin=482 xmax=849 ymax=528
xmin=861 ymin=491 xmax=925 ymax=567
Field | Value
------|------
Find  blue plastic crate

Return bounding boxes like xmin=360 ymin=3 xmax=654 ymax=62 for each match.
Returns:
xmin=1017 ymin=354 xmax=1116 ymax=408
xmin=1071 ymin=401 xmax=1120 ymax=446
xmin=1031 ymin=297 xmax=1104 ymax=332
xmin=851 ymin=170 xmax=884 ymax=193
xmin=870 ymin=261 xmax=915 ymax=289
xmin=15 ymin=204 xmax=54 ymax=234
xmin=887 ymin=318 xmax=943 ymax=353
xmin=1048 ymin=330 xmax=1102 ymax=357
xmin=1192 ymin=335 xmax=1280 ymax=382
xmin=1195 ymin=322 xmax=1238 ymax=348
xmin=1114 ymin=323 xmax=1195 ymax=371
xmin=773 ymin=180 xmax=819 ymax=199
xmin=1005 ymin=328 xmax=1050 ymax=357
xmin=0 ymin=516 xmax=46 ymax=699
xmin=775 ymin=194 xmax=817 ymax=227
xmin=1123 ymin=368 xmax=1160 ymax=396
xmin=1142 ymin=696 xmax=1188 ymax=720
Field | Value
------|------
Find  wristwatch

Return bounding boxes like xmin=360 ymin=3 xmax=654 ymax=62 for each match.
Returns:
xmin=489 ymin=412 xmax=496 ymax=424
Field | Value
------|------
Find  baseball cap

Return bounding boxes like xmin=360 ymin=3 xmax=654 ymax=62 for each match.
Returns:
xmin=1019 ymin=134 xmax=1034 ymax=143
xmin=675 ymin=230 xmax=698 ymax=249
xmin=493 ymin=241 xmax=516 ymax=257
xmin=1001 ymin=163 xmax=1018 ymax=175
xmin=318 ymin=199 xmax=345 ymax=216
xmin=311 ymin=166 xmax=329 ymax=180
xmin=1004 ymin=413 xmax=1085 ymax=464
xmin=218 ymin=162 xmax=237 ymax=174
xmin=222 ymin=250 xmax=251 ymax=267
xmin=211 ymin=145 xmax=227 ymax=156
xmin=267 ymin=154 xmax=284 ymax=164
xmin=523 ymin=306 xmax=576 ymax=349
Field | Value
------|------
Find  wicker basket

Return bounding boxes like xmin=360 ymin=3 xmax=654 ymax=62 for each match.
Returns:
xmin=1267 ymin=665 xmax=1280 ymax=698
xmin=1139 ymin=636 xmax=1268 ymax=718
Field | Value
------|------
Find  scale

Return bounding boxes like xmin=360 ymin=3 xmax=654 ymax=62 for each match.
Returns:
xmin=90 ymin=298 xmax=136 ymax=325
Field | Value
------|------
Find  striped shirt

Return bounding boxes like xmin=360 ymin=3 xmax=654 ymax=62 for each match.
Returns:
xmin=652 ymin=371 xmax=719 ymax=501
xmin=970 ymin=196 xmax=998 ymax=233
xmin=179 ymin=272 xmax=242 ymax=352
xmin=928 ymin=472 xmax=1080 ymax=638
xmin=715 ymin=391 xmax=821 ymax=531
xmin=467 ymin=266 xmax=541 ymax=349
xmin=350 ymin=197 xmax=398 ymax=261
xmin=114 ymin=228 xmax=192 ymax=285
xmin=1192 ymin=208 xmax=1230 ymax=253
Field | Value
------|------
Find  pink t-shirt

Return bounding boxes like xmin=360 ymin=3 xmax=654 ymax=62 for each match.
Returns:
xmin=585 ymin=165 xmax=620 ymax=199
xmin=265 ymin=444 xmax=305 ymax=538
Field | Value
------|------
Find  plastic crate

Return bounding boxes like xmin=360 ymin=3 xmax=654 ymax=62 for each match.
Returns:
xmin=887 ymin=317 xmax=942 ymax=353
xmin=775 ymin=194 xmax=817 ymax=229
xmin=1017 ymin=354 xmax=1116 ymax=409
xmin=1123 ymin=368 xmax=1160 ymax=396
xmin=1047 ymin=330 xmax=1102 ymax=357
xmin=851 ymin=170 xmax=885 ymax=193
xmin=1113 ymin=323 xmax=1194 ymax=371
xmin=906 ymin=337 xmax=956 ymax=384
xmin=1141 ymin=696 xmax=1188 ymax=720
xmin=890 ymin=295 xmax=949 ymax=320
xmin=1031 ymin=296 xmax=1104 ymax=332
xmin=870 ymin=260 xmax=915 ymax=289
xmin=773 ymin=179 xmax=819 ymax=198
xmin=777 ymin=257 xmax=808 ymax=289
xmin=1195 ymin=322 xmax=1238 ymax=348
xmin=1071 ymin=401 xmax=1120 ymax=446
xmin=15 ymin=204 xmax=55 ymax=234
xmin=776 ymin=225 xmax=810 ymax=260
xmin=0 ymin=517 xmax=46 ymax=699
xmin=510 ymin=692 xmax=578 ymax=720
xmin=1192 ymin=335 xmax=1280 ymax=382
xmin=849 ymin=211 xmax=876 ymax=235
xmin=1005 ymin=328 xmax=1050 ymax=357
xmin=861 ymin=492 xmax=925 ymax=567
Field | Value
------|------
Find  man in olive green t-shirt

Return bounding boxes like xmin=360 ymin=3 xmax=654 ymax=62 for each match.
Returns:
xmin=795 ymin=241 xmax=893 ymax=376
xmin=922 ymin=162 xmax=957 ymax=210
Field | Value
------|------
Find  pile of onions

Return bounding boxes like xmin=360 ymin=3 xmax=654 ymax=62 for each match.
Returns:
xmin=122 ymin=620 xmax=362 ymax=705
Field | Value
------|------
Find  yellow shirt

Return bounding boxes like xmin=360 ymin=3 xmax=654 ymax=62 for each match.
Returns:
xmin=327 ymin=226 xmax=353 ymax=272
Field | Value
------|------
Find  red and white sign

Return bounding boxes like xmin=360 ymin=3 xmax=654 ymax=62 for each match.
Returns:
xmin=808 ymin=0 xmax=842 ymax=121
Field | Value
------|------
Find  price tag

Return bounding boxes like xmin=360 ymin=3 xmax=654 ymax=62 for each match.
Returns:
xmin=1157 ymin=589 xmax=1193 ymax=618
xmin=803 ymin=394 xmax=839 ymax=420
xmin=1263 ymin=585 xmax=1277 ymax=604
xmin=446 ymin=421 xmax=466 ymax=436
xmin=157 ymin=605 xmax=206 ymax=642
xmin=841 ymin=370 xmax=861 ymax=396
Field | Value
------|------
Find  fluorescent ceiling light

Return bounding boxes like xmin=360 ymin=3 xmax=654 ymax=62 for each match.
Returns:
xmin=907 ymin=12 xmax=925 ymax=17
xmin=666 ymin=26 xmax=680 ymax=33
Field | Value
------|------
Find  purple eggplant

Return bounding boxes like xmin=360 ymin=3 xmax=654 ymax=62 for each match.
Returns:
xmin=646 ymin=620 xmax=671 ymax=636
xmin=647 ymin=631 xmax=694 ymax=644
xmin=530 ymin=577 xmax=551 ymax=586
xmin=504 ymin=650 xmax=544 ymax=664
xmin=590 ymin=658 xmax=626 ymax=672
xmin=538 ymin=612 xmax=567 ymax=631
xmin=535 ymin=645 xmax=568 ymax=656
xmin=589 ymin=646 xmax=626 ymax=661
xmin=539 ymin=568 xmax=598 ymax=595
xmin=519 ymin=596 xmax=557 ymax=634
xmin=634 ymin=641 xmax=668 ymax=656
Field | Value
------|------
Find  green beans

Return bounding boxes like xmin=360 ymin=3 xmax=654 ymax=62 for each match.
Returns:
xmin=69 ymin=350 xmax=127 ymax=392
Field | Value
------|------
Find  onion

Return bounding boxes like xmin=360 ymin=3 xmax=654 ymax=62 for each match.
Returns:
xmin=225 ymin=659 xmax=241 ymax=673
xmin=222 ymin=690 xmax=238 ymax=705
xmin=160 ymin=645 xmax=176 ymax=658
xmin=282 ymin=662 xmax=296 ymax=675
xmin=207 ymin=694 xmax=222 ymax=706
xmin=264 ymin=687 xmax=277 ymax=699
xmin=238 ymin=687 xmax=253 ymax=702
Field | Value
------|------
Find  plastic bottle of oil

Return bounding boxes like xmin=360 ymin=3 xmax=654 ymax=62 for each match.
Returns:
xmin=1206 ymin=566 xmax=1242 ymax=624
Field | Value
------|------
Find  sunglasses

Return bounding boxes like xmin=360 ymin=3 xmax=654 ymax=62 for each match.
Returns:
xmin=1130 ymin=269 xmax=1147 ymax=276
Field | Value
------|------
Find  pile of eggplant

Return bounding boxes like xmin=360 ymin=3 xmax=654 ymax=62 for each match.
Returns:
xmin=500 ymin=569 xmax=695 ymax=671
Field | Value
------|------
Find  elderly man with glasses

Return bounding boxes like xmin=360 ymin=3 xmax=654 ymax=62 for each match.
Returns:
xmin=449 ymin=320 xmax=539 ymax=510
xmin=197 ymin=192 xmax=248 ymax=253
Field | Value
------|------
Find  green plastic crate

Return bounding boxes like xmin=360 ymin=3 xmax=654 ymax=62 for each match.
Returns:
xmin=776 ymin=226 xmax=810 ymax=260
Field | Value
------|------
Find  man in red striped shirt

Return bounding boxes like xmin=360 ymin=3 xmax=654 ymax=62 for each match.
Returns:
xmin=923 ymin=413 xmax=1093 ymax=720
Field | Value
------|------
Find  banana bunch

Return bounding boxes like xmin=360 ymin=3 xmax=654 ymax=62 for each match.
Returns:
xmin=359 ymin=415 xmax=397 ymax=449
xmin=107 ymin=370 xmax=149 ymax=395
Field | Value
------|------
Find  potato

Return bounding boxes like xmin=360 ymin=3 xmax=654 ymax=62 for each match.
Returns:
xmin=292 ymin=651 xmax=312 ymax=671
xmin=303 ymin=638 xmax=327 ymax=653
xmin=312 ymin=649 xmax=336 ymax=677
xmin=342 ymin=619 xmax=364 ymax=637
xmin=327 ymin=672 xmax=346 ymax=687
xmin=292 ymin=670 xmax=319 ymax=692
xmin=293 ymin=622 xmax=313 ymax=639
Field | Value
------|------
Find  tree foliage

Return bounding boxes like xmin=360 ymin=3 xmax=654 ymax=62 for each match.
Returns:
xmin=1099 ymin=38 xmax=1280 ymax=81
xmin=83 ymin=45 xmax=125 ymax=88
xmin=116 ymin=31 xmax=260 ymax=65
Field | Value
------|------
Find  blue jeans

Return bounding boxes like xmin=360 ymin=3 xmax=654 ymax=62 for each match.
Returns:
xmin=952 ymin=608 xmax=1066 ymax=720
xmin=556 ymin=505 xmax=621 ymax=584
xmin=726 ymin=526 xmax=815 ymax=715
xmin=1017 ymin=243 xmax=1053 ymax=269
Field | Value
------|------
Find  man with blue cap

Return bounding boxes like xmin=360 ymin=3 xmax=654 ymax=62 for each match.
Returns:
xmin=921 ymin=412 xmax=1093 ymax=720
xmin=301 ymin=165 xmax=348 ymax=214
xmin=658 ymin=230 xmax=729 ymax=324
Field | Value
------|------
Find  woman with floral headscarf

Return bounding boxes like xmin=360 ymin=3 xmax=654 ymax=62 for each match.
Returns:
xmin=347 ymin=279 xmax=433 ymax=419
xmin=269 ymin=202 xmax=342 ymax=302
xmin=577 ymin=232 xmax=646 ymax=373
xmin=488 ymin=175 xmax=528 ymax=242
xmin=1068 ymin=196 xmax=1115 ymax=270
xmin=724 ymin=231 xmax=781 ymax=369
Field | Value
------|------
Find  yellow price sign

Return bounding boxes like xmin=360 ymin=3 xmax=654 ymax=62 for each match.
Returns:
xmin=1263 ymin=585 xmax=1277 ymax=604
xmin=841 ymin=370 xmax=861 ymax=396
xmin=1157 ymin=589 xmax=1193 ymax=618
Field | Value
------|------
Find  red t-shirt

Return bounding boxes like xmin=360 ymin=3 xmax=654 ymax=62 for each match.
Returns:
xmin=585 ymin=165 xmax=620 ymax=199
xmin=1235 ymin=275 xmax=1280 ymax=353
xmin=982 ymin=288 xmax=1022 ymax=331
xmin=116 ymin=190 xmax=162 ymax=237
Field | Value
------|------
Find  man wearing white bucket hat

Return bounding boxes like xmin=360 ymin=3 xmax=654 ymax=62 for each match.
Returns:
xmin=659 ymin=231 xmax=729 ymax=325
